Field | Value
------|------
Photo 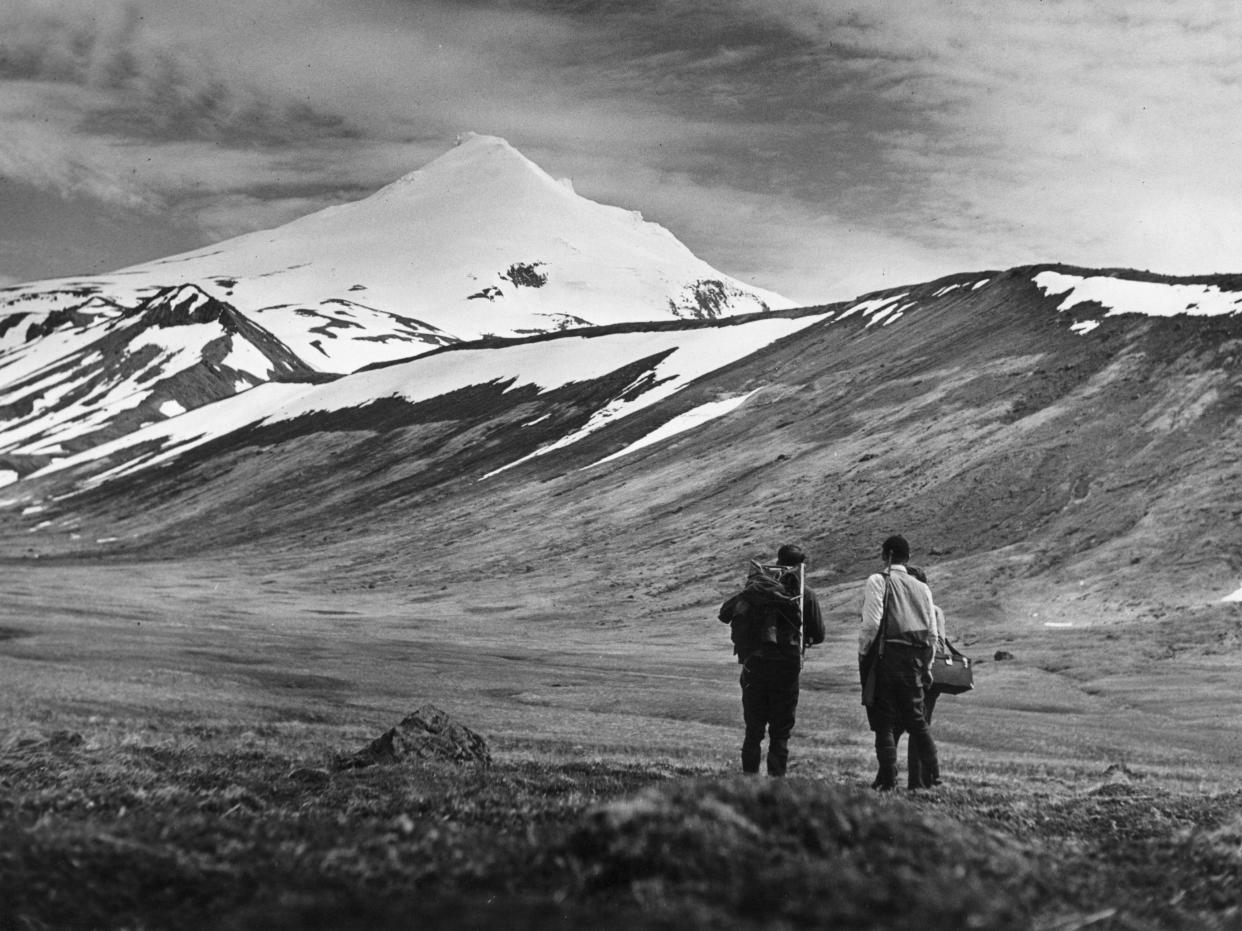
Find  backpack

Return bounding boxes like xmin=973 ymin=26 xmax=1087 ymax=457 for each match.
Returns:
xmin=720 ymin=561 xmax=804 ymax=661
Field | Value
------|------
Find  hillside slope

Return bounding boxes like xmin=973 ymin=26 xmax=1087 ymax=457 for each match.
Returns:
xmin=5 ymin=263 xmax=1241 ymax=631
xmin=0 ymin=285 xmax=327 ymax=479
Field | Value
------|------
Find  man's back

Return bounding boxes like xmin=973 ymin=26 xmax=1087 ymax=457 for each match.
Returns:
xmin=881 ymin=570 xmax=935 ymax=645
xmin=721 ymin=543 xmax=821 ymax=777
xmin=860 ymin=564 xmax=934 ymax=652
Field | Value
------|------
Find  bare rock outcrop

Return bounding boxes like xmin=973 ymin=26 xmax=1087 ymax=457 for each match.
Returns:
xmin=336 ymin=704 xmax=491 ymax=770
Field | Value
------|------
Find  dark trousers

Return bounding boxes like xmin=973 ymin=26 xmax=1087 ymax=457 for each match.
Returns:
xmin=869 ymin=643 xmax=938 ymax=790
xmin=896 ymin=688 xmax=940 ymax=789
xmin=740 ymin=652 xmax=801 ymax=776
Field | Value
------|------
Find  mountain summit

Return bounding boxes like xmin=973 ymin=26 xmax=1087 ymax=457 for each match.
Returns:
xmin=0 ymin=134 xmax=792 ymax=374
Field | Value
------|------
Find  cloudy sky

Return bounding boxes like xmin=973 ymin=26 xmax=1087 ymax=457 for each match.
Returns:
xmin=2 ymin=0 xmax=1239 ymax=304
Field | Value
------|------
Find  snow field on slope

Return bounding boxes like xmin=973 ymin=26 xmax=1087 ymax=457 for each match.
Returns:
xmin=246 ymin=304 xmax=451 ymax=373
xmin=1035 ymin=271 xmax=1242 ymax=320
xmin=482 ymin=314 xmax=831 ymax=476
xmin=0 ymin=315 xmax=124 ymax=386
xmin=0 ymin=320 xmax=277 ymax=456
xmin=30 ymin=381 xmax=313 ymax=486
xmin=36 ymin=313 xmax=831 ymax=485
xmin=581 ymin=389 xmax=763 ymax=469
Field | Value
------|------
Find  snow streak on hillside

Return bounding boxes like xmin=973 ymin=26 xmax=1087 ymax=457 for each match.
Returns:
xmin=0 ymin=286 xmax=316 ymax=473
xmin=582 ymin=389 xmax=762 ymax=470
xmin=33 ymin=312 xmax=830 ymax=488
xmin=1035 ymin=271 xmax=1242 ymax=334
xmin=481 ymin=316 xmax=830 ymax=476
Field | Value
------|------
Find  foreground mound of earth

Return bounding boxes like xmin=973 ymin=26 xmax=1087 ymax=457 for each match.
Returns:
xmin=4 ymin=721 xmax=1239 ymax=930
xmin=561 ymin=777 xmax=1046 ymax=929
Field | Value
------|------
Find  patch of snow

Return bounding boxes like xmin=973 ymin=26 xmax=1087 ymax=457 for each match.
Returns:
xmin=249 ymin=302 xmax=459 ymax=374
xmin=220 ymin=338 xmax=275 ymax=379
xmin=481 ymin=314 xmax=831 ymax=476
xmin=971 ymin=278 xmax=990 ymax=290
xmin=583 ymin=390 xmax=761 ymax=468
xmin=0 ymin=469 xmax=17 ymax=488
xmin=33 ymin=381 xmax=311 ymax=485
xmin=1043 ymin=622 xmax=1075 ymax=628
xmin=932 ymin=284 xmax=961 ymax=298
xmin=1 ymin=362 xmax=161 ymax=454
xmin=131 ymin=321 xmax=220 ymax=375
xmin=1034 ymin=271 xmax=1242 ymax=319
xmin=40 ymin=312 xmax=832 ymax=486
xmin=867 ymin=305 xmax=901 ymax=327
xmin=873 ymin=301 xmax=915 ymax=327
xmin=1070 ymin=320 xmax=1101 ymax=335
xmin=1222 ymin=585 xmax=1242 ymax=603
xmin=21 ymin=504 xmax=44 ymax=516
xmin=0 ymin=316 xmax=124 ymax=387
xmin=837 ymin=293 xmax=908 ymax=323
xmin=159 ymin=400 xmax=187 ymax=417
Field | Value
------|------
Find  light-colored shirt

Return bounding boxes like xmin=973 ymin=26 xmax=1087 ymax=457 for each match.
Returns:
xmin=858 ymin=564 xmax=945 ymax=654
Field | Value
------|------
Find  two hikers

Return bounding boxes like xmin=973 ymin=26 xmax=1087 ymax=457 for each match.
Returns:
xmin=858 ymin=534 xmax=941 ymax=791
xmin=719 ymin=535 xmax=949 ymax=789
xmin=717 ymin=543 xmax=825 ymax=776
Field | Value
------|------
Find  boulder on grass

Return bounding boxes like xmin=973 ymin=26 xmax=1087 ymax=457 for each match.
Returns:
xmin=337 ymin=704 xmax=491 ymax=769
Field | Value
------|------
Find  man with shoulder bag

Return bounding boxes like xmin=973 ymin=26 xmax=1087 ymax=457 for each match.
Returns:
xmin=858 ymin=534 xmax=940 ymax=791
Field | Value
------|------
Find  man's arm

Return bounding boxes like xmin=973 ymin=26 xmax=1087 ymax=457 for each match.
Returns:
xmin=719 ymin=594 xmax=747 ymax=623
xmin=932 ymin=604 xmax=947 ymax=650
xmin=858 ymin=573 xmax=885 ymax=655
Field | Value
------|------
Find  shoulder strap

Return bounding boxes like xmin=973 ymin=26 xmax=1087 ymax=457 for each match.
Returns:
xmin=792 ymin=563 xmax=805 ymax=657
xmin=876 ymin=571 xmax=893 ymax=659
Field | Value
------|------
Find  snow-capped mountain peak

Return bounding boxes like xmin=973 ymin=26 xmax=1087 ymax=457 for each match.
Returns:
xmin=2 ymin=134 xmax=791 ymax=379
xmin=1 ymin=134 xmax=797 ymax=482
xmin=378 ymin=132 xmax=572 ymax=203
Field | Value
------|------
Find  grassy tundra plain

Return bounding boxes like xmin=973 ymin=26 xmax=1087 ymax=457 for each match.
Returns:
xmin=2 ymin=555 xmax=1240 ymax=931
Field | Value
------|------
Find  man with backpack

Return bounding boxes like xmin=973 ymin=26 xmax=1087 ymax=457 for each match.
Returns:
xmin=858 ymin=534 xmax=940 ymax=791
xmin=718 ymin=543 xmax=825 ymax=776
